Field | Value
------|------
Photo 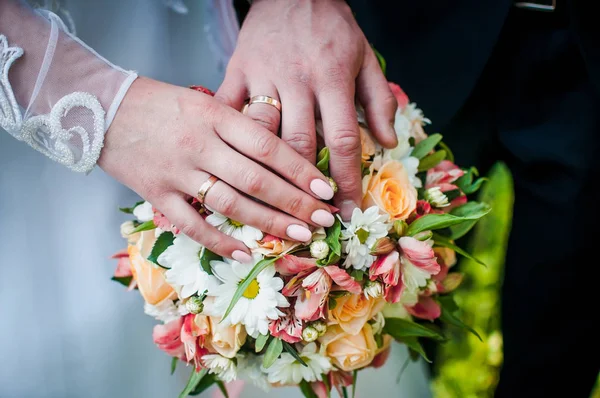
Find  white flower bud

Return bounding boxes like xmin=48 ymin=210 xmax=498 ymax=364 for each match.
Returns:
xmin=364 ymin=280 xmax=384 ymax=299
xmin=369 ymin=312 xmax=386 ymax=335
xmin=425 ymin=187 xmax=450 ymax=208
xmin=120 ymin=221 xmax=135 ymax=238
xmin=310 ymin=240 xmax=330 ymax=260
xmin=302 ymin=326 xmax=319 ymax=343
xmin=185 ymin=296 xmax=204 ymax=315
xmin=311 ymin=321 xmax=327 ymax=336
xmin=133 ymin=201 xmax=155 ymax=222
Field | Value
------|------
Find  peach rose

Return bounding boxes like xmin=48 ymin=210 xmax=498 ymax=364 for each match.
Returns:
xmin=362 ymin=160 xmax=418 ymax=221
xmin=206 ymin=316 xmax=247 ymax=358
xmin=328 ymin=295 xmax=385 ymax=335
xmin=319 ymin=324 xmax=378 ymax=371
xmin=360 ymin=125 xmax=378 ymax=162
xmin=254 ymin=234 xmax=299 ymax=256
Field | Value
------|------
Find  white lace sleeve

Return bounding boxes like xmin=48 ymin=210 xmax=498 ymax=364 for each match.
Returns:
xmin=0 ymin=0 xmax=137 ymax=173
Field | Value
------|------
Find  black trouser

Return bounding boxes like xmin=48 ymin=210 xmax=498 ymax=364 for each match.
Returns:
xmin=442 ymin=5 xmax=600 ymax=397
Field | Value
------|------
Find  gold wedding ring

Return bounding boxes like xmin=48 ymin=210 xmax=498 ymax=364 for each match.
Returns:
xmin=242 ymin=95 xmax=282 ymax=114
xmin=197 ymin=175 xmax=219 ymax=204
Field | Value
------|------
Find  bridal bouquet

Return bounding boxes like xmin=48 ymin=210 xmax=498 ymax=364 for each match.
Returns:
xmin=112 ymin=83 xmax=489 ymax=397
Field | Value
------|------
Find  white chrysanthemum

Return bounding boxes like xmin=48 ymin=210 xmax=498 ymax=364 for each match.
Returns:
xmin=202 ymin=354 xmax=238 ymax=383
xmin=384 ymin=110 xmax=421 ymax=188
xmin=206 ymin=211 xmax=263 ymax=248
xmin=208 ymin=254 xmax=289 ymax=337
xmin=237 ymin=354 xmax=270 ymax=392
xmin=403 ymin=102 xmax=431 ymax=127
xmin=144 ymin=299 xmax=183 ymax=323
xmin=341 ymin=207 xmax=390 ymax=270
xmin=263 ymin=343 xmax=331 ymax=385
xmin=159 ymin=234 xmax=220 ymax=298
xmin=133 ymin=201 xmax=154 ymax=222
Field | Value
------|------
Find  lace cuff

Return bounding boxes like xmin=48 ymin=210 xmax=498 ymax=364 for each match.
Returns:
xmin=0 ymin=1 xmax=137 ymax=173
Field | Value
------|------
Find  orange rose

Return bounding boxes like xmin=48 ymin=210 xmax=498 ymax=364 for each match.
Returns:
xmin=328 ymin=295 xmax=385 ymax=335
xmin=360 ymin=125 xmax=377 ymax=162
xmin=128 ymin=230 xmax=175 ymax=305
xmin=362 ymin=160 xmax=417 ymax=221
xmin=319 ymin=324 xmax=378 ymax=371
xmin=206 ymin=316 xmax=247 ymax=358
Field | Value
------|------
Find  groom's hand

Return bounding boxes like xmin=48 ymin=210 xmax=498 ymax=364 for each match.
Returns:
xmin=216 ymin=0 xmax=398 ymax=220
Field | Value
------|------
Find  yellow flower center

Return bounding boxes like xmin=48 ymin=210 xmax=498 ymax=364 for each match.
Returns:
xmin=242 ymin=279 xmax=260 ymax=299
xmin=229 ymin=220 xmax=244 ymax=228
xmin=356 ymin=228 xmax=370 ymax=244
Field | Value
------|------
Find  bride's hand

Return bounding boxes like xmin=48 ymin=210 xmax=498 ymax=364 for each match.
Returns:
xmin=216 ymin=0 xmax=399 ymax=220
xmin=99 ymin=77 xmax=336 ymax=261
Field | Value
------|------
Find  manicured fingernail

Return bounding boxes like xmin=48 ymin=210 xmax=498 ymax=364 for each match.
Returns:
xmin=340 ymin=200 xmax=359 ymax=222
xmin=311 ymin=209 xmax=335 ymax=227
xmin=232 ymin=250 xmax=253 ymax=264
xmin=310 ymin=179 xmax=335 ymax=200
xmin=286 ymin=224 xmax=312 ymax=242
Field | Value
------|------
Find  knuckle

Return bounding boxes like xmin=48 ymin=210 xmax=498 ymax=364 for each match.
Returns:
xmin=261 ymin=215 xmax=275 ymax=234
xmin=331 ymin=130 xmax=361 ymax=156
xmin=180 ymin=222 xmax=200 ymax=241
xmin=381 ymin=92 xmax=398 ymax=113
xmin=286 ymin=195 xmax=306 ymax=216
xmin=250 ymin=110 xmax=280 ymax=133
xmin=254 ymin=131 xmax=279 ymax=159
xmin=286 ymin=130 xmax=316 ymax=151
xmin=244 ymin=170 xmax=264 ymax=196
xmin=287 ymin=160 xmax=307 ymax=181
xmin=215 ymin=191 xmax=237 ymax=216
xmin=205 ymin=236 xmax=223 ymax=254
xmin=286 ymin=59 xmax=311 ymax=86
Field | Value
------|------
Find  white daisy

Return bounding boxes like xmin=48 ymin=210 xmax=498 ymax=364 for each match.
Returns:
xmin=206 ymin=210 xmax=263 ymax=248
xmin=208 ymin=254 xmax=289 ymax=337
xmin=202 ymin=354 xmax=238 ymax=383
xmin=237 ymin=353 xmax=270 ymax=392
xmin=263 ymin=342 xmax=331 ymax=385
xmin=133 ymin=201 xmax=154 ymax=222
xmin=341 ymin=206 xmax=391 ymax=270
xmin=144 ymin=299 xmax=184 ymax=323
xmin=159 ymin=234 xmax=220 ymax=298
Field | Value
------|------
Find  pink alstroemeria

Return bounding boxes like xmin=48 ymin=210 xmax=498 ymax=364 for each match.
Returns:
xmin=111 ymin=248 xmax=137 ymax=290
xmin=180 ymin=314 xmax=210 ymax=370
xmin=152 ymin=207 xmax=180 ymax=234
xmin=312 ymin=371 xmax=354 ymax=398
xmin=370 ymin=251 xmax=404 ymax=303
xmin=371 ymin=345 xmax=392 ymax=368
xmin=153 ymin=317 xmax=185 ymax=360
xmin=399 ymin=237 xmax=440 ymax=275
xmin=388 ymin=82 xmax=410 ymax=109
xmin=425 ymin=160 xmax=467 ymax=211
xmin=278 ymin=255 xmax=361 ymax=321
xmin=405 ymin=295 xmax=441 ymax=321
xmin=268 ymin=307 xmax=303 ymax=344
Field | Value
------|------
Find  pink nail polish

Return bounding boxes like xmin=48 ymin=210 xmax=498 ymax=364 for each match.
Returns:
xmin=286 ymin=224 xmax=312 ymax=242
xmin=310 ymin=179 xmax=335 ymax=200
xmin=311 ymin=209 xmax=335 ymax=227
xmin=232 ymin=250 xmax=253 ymax=264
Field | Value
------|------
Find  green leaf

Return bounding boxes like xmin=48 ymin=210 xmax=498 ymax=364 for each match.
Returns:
xmin=352 ymin=370 xmax=358 ymax=398
xmin=189 ymin=372 xmax=218 ymax=396
xmin=179 ymin=369 xmax=207 ymax=398
xmin=263 ymin=338 xmax=283 ymax=369
xmin=329 ymin=297 xmax=338 ymax=310
xmin=432 ymin=233 xmax=486 ymax=266
xmin=199 ymin=247 xmax=221 ymax=275
xmin=411 ymin=133 xmax=442 ymax=159
xmin=171 ymin=357 xmax=178 ymax=375
xmin=350 ymin=269 xmax=364 ymax=282
xmin=317 ymin=218 xmax=342 ymax=266
xmin=221 ymin=257 xmax=278 ymax=321
xmin=282 ymin=341 xmax=308 ymax=367
xmin=447 ymin=202 xmax=492 ymax=240
xmin=342 ymin=386 xmax=349 ymax=398
xmin=299 ymin=380 xmax=319 ymax=398
xmin=130 ymin=220 xmax=156 ymax=234
xmin=215 ymin=381 xmax=229 ymax=398
xmin=399 ymin=336 xmax=431 ymax=363
xmin=119 ymin=200 xmax=145 ymax=214
xmin=406 ymin=205 xmax=491 ymax=236
xmin=316 ymin=147 xmax=331 ymax=175
xmin=437 ymin=141 xmax=454 ymax=163
xmin=383 ymin=317 xmax=446 ymax=341
xmin=418 ymin=150 xmax=446 ymax=172
xmin=371 ymin=45 xmax=386 ymax=76
xmin=438 ymin=296 xmax=482 ymax=341
xmin=255 ymin=334 xmax=270 ymax=353
xmin=147 ymin=231 xmax=175 ymax=267
xmin=455 ymin=167 xmax=487 ymax=195
xmin=111 ymin=276 xmax=133 ymax=287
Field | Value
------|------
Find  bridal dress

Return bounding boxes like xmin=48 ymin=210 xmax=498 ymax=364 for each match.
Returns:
xmin=0 ymin=1 xmax=431 ymax=397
